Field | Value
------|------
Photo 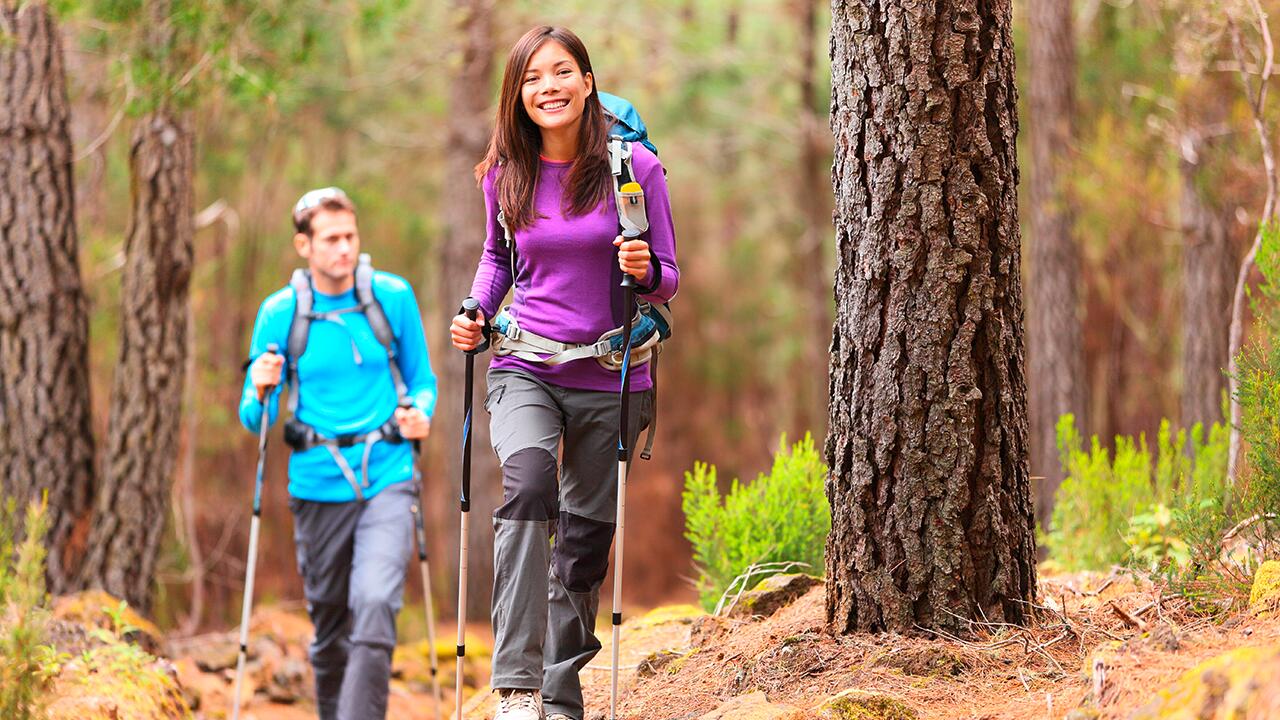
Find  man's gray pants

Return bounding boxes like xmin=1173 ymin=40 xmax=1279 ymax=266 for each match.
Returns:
xmin=290 ymin=480 xmax=414 ymax=720
xmin=486 ymin=369 xmax=653 ymax=720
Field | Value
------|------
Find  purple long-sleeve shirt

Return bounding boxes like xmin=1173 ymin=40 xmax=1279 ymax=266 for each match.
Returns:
xmin=469 ymin=143 xmax=679 ymax=392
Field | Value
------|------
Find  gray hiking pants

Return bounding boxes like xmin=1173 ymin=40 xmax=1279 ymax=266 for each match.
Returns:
xmin=485 ymin=369 xmax=653 ymax=720
xmin=289 ymin=480 xmax=415 ymax=720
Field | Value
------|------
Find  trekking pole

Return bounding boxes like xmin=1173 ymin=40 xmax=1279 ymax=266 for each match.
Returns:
xmin=400 ymin=397 xmax=443 ymax=720
xmin=610 ymin=254 xmax=640 ymax=720
xmin=232 ymin=342 xmax=279 ymax=720
xmin=456 ymin=298 xmax=481 ymax=720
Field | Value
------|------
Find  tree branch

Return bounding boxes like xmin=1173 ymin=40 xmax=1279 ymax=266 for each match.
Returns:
xmin=1227 ymin=0 xmax=1277 ymax=485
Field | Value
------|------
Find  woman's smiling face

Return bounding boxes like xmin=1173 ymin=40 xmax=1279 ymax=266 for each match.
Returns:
xmin=520 ymin=39 xmax=594 ymax=134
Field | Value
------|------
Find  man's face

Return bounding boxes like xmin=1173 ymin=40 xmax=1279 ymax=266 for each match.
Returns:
xmin=295 ymin=209 xmax=360 ymax=286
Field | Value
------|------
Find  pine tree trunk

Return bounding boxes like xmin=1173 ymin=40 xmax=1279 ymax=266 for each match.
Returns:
xmin=826 ymin=0 xmax=1036 ymax=634
xmin=0 ymin=1 xmax=97 ymax=593
xmin=436 ymin=0 xmax=498 ymax=619
xmin=1179 ymin=155 xmax=1233 ymax=429
xmin=78 ymin=110 xmax=194 ymax=611
xmin=1027 ymin=0 xmax=1085 ymax=528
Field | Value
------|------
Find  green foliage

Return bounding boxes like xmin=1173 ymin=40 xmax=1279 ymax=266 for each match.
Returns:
xmin=1123 ymin=504 xmax=1192 ymax=573
xmin=78 ymin=0 xmax=367 ymax=114
xmin=0 ymin=506 xmax=190 ymax=718
xmin=1236 ymin=223 xmax=1280 ymax=532
xmin=1044 ymin=414 xmax=1230 ymax=573
xmin=61 ymin=641 xmax=190 ymax=718
xmin=682 ymin=433 xmax=829 ymax=612
xmin=1054 ymin=222 xmax=1280 ymax=602
xmin=0 ymin=497 xmax=56 ymax=720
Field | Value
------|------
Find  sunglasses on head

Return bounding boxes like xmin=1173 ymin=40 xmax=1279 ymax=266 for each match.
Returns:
xmin=293 ymin=187 xmax=349 ymax=216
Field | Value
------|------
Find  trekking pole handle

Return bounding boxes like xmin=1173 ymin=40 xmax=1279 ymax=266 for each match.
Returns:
xmin=398 ymin=397 xmax=422 ymax=452
xmin=254 ymin=343 xmax=275 ymax=409
xmin=251 ymin=342 xmax=280 ymax=517
xmin=255 ymin=343 xmax=281 ymax=402
xmin=462 ymin=298 xmax=484 ymax=356
xmin=618 ymin=232 xmax=641 ymax=290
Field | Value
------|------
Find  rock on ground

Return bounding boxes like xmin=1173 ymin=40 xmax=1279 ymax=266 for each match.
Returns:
xmin=1129 ymin=644 xmax=1280 ymax=719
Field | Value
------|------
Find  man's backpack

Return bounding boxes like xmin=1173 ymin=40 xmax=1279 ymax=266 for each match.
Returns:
xmin=281 ymin=253 xmax=410 ymax=496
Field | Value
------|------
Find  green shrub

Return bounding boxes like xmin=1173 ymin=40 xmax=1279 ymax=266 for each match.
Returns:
xmin=682 ymin=433 xmax=829 ymax=611
xmin=1236 ymin=223 xmax=1280 ymax=539
xmin=0 ymin=496 xmax=57 ymax=720
xmin=1044 ymin=414 xmax=1230 ymax=572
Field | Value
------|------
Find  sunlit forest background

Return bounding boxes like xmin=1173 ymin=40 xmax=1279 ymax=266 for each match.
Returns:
xmin=47 ymin=0 xmax=1271 ymax=634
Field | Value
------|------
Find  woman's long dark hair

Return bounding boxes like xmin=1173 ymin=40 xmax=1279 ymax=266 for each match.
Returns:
xmin=475 ymin=26 xmax=612 ymax=232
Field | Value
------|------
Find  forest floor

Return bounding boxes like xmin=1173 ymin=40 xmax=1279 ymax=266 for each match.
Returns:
xmin=45 ymin=567 xmax=1280 ymax=719
xmin=442 ymin=566 xmax=1280 ymax=717
xmin=610 ymin=571 xmax=1280 ymax=719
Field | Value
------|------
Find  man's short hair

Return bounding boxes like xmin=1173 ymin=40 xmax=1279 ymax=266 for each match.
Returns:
xmin=292 ymin=187 xmax=357 ymax=236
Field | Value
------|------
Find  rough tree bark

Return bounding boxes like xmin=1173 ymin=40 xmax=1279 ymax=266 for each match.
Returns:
xmin=0 ymin=1 xmax=97 ymax=593
xmin=78 ymin=106 xmax=194 ymax=611
xmin=1027 ymin=0 xmax=1085 ymax=527
xmin=436 ymin=0 xmax=499 ymax=619
xmin=1179 ymin=152 xmax=1234 ymax=429
xmin=825 ymin=0 xmax=1036 ymax=634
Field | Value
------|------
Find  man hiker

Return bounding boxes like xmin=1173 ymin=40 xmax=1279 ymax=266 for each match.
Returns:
xmin=239 ymin=186 xmax=438 ymax=720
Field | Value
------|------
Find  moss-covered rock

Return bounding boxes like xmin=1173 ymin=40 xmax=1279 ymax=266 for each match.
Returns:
xmin=635 ymin=603 xmax=705 ymax=626
xmin=813 ymin=689 xmax=918 ymax=720
xmin=52 ymin=590 xmax=163 ymax=654
xmin=46 ymin=643 xmax=191 ymax=719
xmin=637 ymin=648 xmax=685 ymax=677
xmin=1130 ymin=644 xmax=1280 ymax=719
xmin=729 ymin=574 xmax=822 ymax=619
xmin=1249 ymin=560 xmax=1280 ymax=618
xmin=394 ymin=633 xmax=491 ymax=690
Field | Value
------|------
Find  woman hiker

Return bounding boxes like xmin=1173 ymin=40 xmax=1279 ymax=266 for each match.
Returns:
xmin=450 ymin=25 xmax=680 ymax=720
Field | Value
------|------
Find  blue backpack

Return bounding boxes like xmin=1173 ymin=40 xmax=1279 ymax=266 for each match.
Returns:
xmin=599 ymin=91 xmax=658 ymax=155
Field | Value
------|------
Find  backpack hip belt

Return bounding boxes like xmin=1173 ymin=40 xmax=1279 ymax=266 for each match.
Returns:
xmin=283 ymin=415 xmax=405 ymax=502
xmin=489 ymin=303 xmax=668 ymax=371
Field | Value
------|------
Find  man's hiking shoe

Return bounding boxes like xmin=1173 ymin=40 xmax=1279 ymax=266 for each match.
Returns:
xmin=495 ymin=689 xmax=543 ymax=720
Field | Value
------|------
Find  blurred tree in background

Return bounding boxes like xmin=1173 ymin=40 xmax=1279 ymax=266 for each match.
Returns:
xmin=48 ymin=0 xmax=836 ymax=628
xmin=0 ymin=0 xmax=97 ymax=597
xmin=1027 ymin=0 xmax=1087 ymax=533
xmin=8 ymin=0 xmax=1279 ymax=630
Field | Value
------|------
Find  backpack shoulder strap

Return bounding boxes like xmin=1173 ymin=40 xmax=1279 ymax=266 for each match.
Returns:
xmin=286 ymin=269 xmax=313 ymax=414
xmin=609 ymin=137 xmax=649 ymax=239
xmin=355 ymin=254 xmax=409 ymax=400
xmin=497 ymin=209 xmax=519 ymax=289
